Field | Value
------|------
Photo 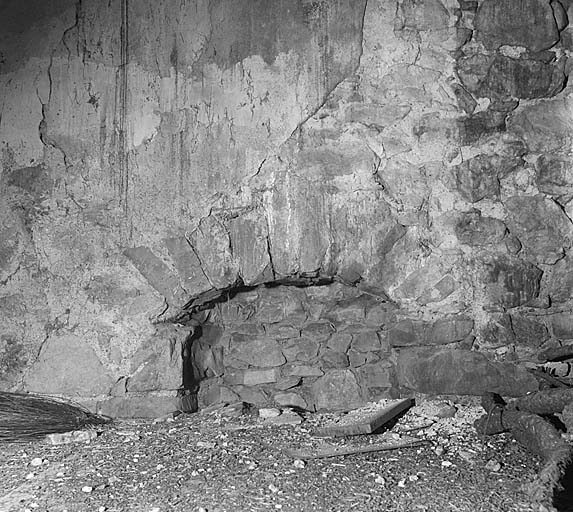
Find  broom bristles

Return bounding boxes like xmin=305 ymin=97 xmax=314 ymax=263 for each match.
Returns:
xmin=0 ymin=391 xmax=111 ymax=442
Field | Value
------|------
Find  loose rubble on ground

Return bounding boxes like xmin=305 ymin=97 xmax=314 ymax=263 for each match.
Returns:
xmin=0 ymin=395 xmax=560 ymax=512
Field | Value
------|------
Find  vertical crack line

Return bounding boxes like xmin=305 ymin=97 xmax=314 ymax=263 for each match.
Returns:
xmin=118 ymin=0 xmax=129 ymax=216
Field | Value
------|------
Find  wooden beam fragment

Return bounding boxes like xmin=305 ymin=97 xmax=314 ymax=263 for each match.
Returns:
xmin=284 ymin=436 xmax=427 ymax=460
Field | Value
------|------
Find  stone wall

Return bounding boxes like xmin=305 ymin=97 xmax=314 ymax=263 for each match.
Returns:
xmin=1 ymin=0 xmax=573 ymax=415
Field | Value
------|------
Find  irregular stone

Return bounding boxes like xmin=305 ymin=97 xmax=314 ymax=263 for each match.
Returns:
xmin=354 ymin=363 xmax=394 ymax=389
xmin=233 ymin=386 xmax=269 ymax=406
xmin=351 ymin=331 xmax=382 ymax=352
xmin=187 ymin=216 xmax=240 ymax=289
xmin=397 ymin=348 xmax=539 ymax=396
xmin=462 ymin=54 xmax=567 ymax=101
xmin=343 ymin=102 xmax=411 ymax=129
xmin=128 ymin=326 xmax=188 ymax=392
xmin=451 ymin=84 xmax=477 ymax=114
xmin=478 ymin=313 xmax=515 ymax=349
xmin=536 ymin=153 xmax=573 ymax=203
xmin=243 ymin=368 xmax=279 ymax=385
xmin=455 ymin=210 xmax=507 ymax=246
xmin=310 ymin=369 xmax=363 ymax=411
xmin=456 ymin=111 xmax=507 ymax=146
xmin=547 ymin=255 xmax=573 ymax=303
xmin=428 ymin=317 xmax=474 ymax=345
xmin=320 ymin=349 xmax=349 ymax=369
xmin=327 ymin=333 xmax=353 ymax=353
xmin=123 ymin=246 xmax=187 ymax=307
xmin=198 ymin=381 xmax=241 ymax=406
xmin=475 ymin=0 xmax=559 ymax=52
xmin=284 ymin=364 xmax=324 ymax=377
xmin=301 ymin=322 xmax=335 ymax=341
xmin=253 ymin=287 xmax=306 ymax=324
xmin=96 ymin=395 xmax=179 ymax=419
xmin=452 ymin=154 xmax=501 ymax=203
xmin=365 ymin=302 xmax=398 ymax=327
xmin=281 ymin=338 xmax=320 ymax=362
xmin=325 ymin=296 xmax=367 ymax=323
xmin=388 ymin=319 xmax=426 ymax=347
xmin=191 ymin=339 xmax=225 ymax=379
xmin=394 ymin=259 xmax=456 ymax=304
xmin=551 ymin=313 xmax=573 ymax=340
xmin=348 ymin=350 xmax=368 ymax=368
xmin=163 ymin=237 xmax=212 ymax=296
xmin=264 ymin=324 xmax=301 ymax=339
xmin=504 ymin=194 xmax=573 ymax=264
xmin=508 ymin=97 xmax=572 ymax=153
xmin=24 ymin=334 xmax=113 ymax=396
xmin=509 ymin=314 xmax=549 ymax=348
xmin=228 ymin=336 xmax=286 ymax=367
xmin=480 ymin=254 xmax=542 ymax=308
xmin=275 ymin=376 xmax=301 ymax=391
xmin=274 ymin=392 xmax=308 ymax=410
xmin=229 ymin=211 xmax=274 ymax=285
xmin=417 ymin=275 xmax=457 ymax=305
xmin=399 ymin=0 xmax=451 ymax=32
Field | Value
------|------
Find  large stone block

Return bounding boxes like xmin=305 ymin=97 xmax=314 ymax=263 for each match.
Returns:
xmin=504 ymin=195 xmax=573 ymax=264
xmin=310 ymin=369 xmax=363 ymax=411
xmin=229 ymin=211 xmax=274 ymax=286
xmin=474 ymin=0 xmax=559 ymax=52
xmin=480 ymin=254 xmax=542 ymax=308
xmin=536 ymin=153 xmax=573 ymax=203
xmin=452 ymin=154 xmax=500 ymax=203
xmin=128 ymin=325 xmax=189 ymax=392
xmin=228 ymin=336 xmax=286 ymax=367
xmin=124 ymin=246 xmax=187 ymax=307
xmin=187 ymin=216 xmax=240 ymax=290
xmin=24 ymin=334 xmax=113 ymax=397
xmin=510 ymin=314 xmax=548 ymax=348
xmin=455 ymin=210 xmax=507 ymax=247
xmin=459 ymin=53 xmax=566 ymax=101
xmin=163 ymin=237 xmax=212 ymax=297
xmin=548 ymin=255 xmax=573 ymax=303
xmin=397 ymin=348 xmax=539 ymax=396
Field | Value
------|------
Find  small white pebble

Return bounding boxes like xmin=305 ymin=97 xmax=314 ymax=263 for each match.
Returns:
xmin=408 ymin=475 xmax=419 ymax=482
xmin=375 ymin=475 xmax=386 ymax=485
xmin=293 ymin=459 xmax=305 ymax=469
xmin=434 ymin=446 xmax=445 ymax=456
xmin=198 ymin=508 xmax=207 ymax=512
xmin=275 ymin=505 xmax=283 ymax=509
xmin=81 ymin=486 xmax=93 ymax=493
xmin=398 ymin=479 xmax=406 ymax=487
xmin=441 ymin=461 xmax=453 ymax=468
xmin=25 ymin=472 xmax=35 ymax=480
xmin=30 ymin=458 xmax=43 ymax=467
xmin=98 ymin=507 xmax=107 ymax=512
xmin=268 ymin=483 xmax=279 ymax=493
xmin=156 ymin=464 xmax=164 ymax=470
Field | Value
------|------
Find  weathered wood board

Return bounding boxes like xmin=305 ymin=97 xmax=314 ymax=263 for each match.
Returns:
xmin=314 ymin=398 xmax=415 ymax=437
xmin=284 ymin=435 xmax=426 ymax=460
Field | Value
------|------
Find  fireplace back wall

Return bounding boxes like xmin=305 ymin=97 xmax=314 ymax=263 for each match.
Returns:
xmin=1 ymin=0 xmax=572 ymax=416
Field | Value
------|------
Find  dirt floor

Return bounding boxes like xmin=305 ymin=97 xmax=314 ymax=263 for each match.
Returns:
xmin=0 ymin=396 xmax=552 ymax=512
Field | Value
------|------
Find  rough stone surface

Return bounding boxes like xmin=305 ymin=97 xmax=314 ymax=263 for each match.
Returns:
xmin=2 ymin=0 xmax=573 ymax=414
xmin=228 ymin=337 xmax=286 ymax=367
xmin=310 ymin=370 xmax=363 ymax=411
xmin=397 ymin=348 xmax=539 ymax=397
xmin=474 ymin=0 xmax=559 ymax=52
xmin=24 ymin=334 xmax=113 ymax=397
xmin=480 ymin=255 xmax=543 ymax=309
xmin=505 ymin=195 xmax=573 ymax=264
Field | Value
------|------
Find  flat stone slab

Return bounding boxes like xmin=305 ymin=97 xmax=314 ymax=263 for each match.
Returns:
xmin=313 ymin=398 xmax=414 ymax=437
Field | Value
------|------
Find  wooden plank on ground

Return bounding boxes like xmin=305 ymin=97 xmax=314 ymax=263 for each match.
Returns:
xmin=284 ymin=436 xmax=427 ymax=460
xmin=314 ymin=398 xmax=414 ymax=437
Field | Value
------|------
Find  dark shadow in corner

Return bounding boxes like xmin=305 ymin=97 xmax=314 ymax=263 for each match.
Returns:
xmin=554 ymin=459 xmax=573 ymax=512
